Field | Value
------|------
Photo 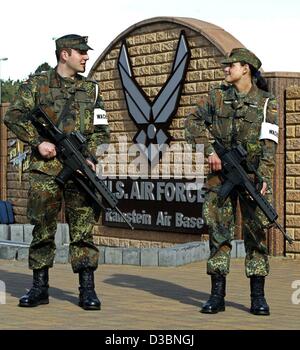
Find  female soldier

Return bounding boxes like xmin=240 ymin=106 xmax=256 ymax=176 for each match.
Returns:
xmin=185 ymin=48 xmax=279 ymax=315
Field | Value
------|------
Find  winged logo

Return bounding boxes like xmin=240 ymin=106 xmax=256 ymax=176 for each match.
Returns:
xmin=118 ymin=31 xmax=190 ymax=165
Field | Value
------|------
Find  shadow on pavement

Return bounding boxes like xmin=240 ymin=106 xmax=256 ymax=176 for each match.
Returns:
xmin=0 ymin=268 xmax=79 ymax=306
xmin=103 ymin=274 xmax=249 ymax=312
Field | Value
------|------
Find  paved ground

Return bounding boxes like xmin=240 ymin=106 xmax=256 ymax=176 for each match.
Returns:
xmin=0 ymin=257 xmax=300 ymax=330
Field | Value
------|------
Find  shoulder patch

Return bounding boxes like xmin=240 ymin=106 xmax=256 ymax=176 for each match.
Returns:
xmin=259 ymin=122 xmax=279 ymax=143
xmin=94 ymin=108 xmax=108 ymax=125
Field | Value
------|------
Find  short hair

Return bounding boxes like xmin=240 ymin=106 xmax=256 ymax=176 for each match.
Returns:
xmin=55 ymin=47 xmax=72 ymax=62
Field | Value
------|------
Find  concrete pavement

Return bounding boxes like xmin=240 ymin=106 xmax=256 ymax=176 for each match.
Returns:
xmin=0 ymin=257 xmax=300 ymax=330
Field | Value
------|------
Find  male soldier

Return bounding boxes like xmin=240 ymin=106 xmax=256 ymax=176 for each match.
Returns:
xmin=185 ymin=48 xmax=278 ymax=315
xmin=4 ymin=34 xmax=110 ymax=310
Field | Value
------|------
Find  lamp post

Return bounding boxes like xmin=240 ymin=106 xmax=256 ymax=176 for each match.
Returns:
xmin=0 ymin=57 xmax=8 ymax=105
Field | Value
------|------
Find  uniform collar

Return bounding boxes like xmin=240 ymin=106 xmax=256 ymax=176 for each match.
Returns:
xmin=243 ymin=84 xmax=259 ymax=106
xmin=223 ymin=85 xmax=236 ymax=101
xmin=49 ymin=68 xmax=62 ymax=88
xmin=223 ymin=83 xmax=259 ymax=105
xmin=49 ymin=67 xmax=84 ymax=88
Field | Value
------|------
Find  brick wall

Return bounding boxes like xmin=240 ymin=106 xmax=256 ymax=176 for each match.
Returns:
xmin=0 ymin=103 xmax=29 ymax=224
xmin=0 ymin=103 xmax=9 ymax=201
xmin=1 ymin=103 xmax=30 ymax=222
xmin=264 ymin=73 xmax=300 ymax=255
xmin=285 ymin=85 xmax=300 ymax=257
xmin=0 ymin=103 xmax=9 ymax=200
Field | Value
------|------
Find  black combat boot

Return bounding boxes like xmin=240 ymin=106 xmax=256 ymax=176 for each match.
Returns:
xmin=250 ymin=276 xmax=270 ymax=315
xmin=201 ymin=274 xmax=226 ymax=314
xmin=78 ymin=269 xmax=101 ymax=310
xmin=19 ymin=268 xmax=49 ymax=307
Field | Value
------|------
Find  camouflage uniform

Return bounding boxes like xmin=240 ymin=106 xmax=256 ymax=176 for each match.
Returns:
xmin=185 ymin=81 xmax=278 ymax=278
xmin=4 ymin=63 xmax=110 ymax=273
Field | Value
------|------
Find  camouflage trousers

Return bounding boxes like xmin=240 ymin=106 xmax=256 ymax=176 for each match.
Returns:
xmin=27 ymin=172 xmax=100 ymax=273
xmin=203 ymin=180 xmax=272 ymax=277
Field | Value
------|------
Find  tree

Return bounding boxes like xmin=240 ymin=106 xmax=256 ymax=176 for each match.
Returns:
xmin=34 ymin=62 xmax=52 ymax=74
xmin=1 ymin=62 xmax=53 ymax=103
xmin=1 ymin=79 xmax=22 ymax=103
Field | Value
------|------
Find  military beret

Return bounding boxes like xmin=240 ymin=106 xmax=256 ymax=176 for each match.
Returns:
xmin=221 ymin=48 xmax=261 ymax=71
xmin=55 ymin=34 xmax=93 ymax=51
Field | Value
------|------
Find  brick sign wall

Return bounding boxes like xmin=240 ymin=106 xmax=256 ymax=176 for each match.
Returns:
xmin=285 ymin=86 xmax=300 ymax=258
xmin=89 ymin=17 xmax=244 ymax=248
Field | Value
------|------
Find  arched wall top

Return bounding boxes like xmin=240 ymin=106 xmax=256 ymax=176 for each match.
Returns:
xmin=88 ymin=16 xmax=245 ymax=78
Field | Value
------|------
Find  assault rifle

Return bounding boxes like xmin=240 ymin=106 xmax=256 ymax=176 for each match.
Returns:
xmin=212 ymin=139 xmax=293 ymax=244
xmin=30 ymin=106 xmax=134 ymax=230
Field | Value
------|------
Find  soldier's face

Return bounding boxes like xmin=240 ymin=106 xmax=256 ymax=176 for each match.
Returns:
xmin=223 ymin=62 xmax=246 ymax=84
xmin=65 ymin=49 xmax=89 ymax=73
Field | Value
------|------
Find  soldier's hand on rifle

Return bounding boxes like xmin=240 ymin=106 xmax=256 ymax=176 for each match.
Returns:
xmin=86 ymin=159 xmax=96 ymax=172
xmin=260 ymin=182 xmax=268 ymax=196
xmin=38 ymin=141 xmax=57 ymax=159
xmin=76 ymin=160 xmax=96 ymax=176
xmin=208 ymin=152 xmax=222 ymax=172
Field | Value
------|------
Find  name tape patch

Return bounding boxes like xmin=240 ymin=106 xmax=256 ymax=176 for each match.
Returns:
xmin=93 ymin=108 xmax=108 ymax=125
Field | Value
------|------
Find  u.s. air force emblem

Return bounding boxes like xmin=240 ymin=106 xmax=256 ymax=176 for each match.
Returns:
xmin=118 ymin=31 xmax=190 ymax=165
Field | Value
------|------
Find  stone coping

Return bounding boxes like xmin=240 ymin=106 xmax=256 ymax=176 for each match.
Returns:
xmin=0 ymin=222 xmax=246 ymax=266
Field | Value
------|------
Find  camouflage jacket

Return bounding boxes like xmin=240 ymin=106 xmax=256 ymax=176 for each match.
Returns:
xmin=185 ymin=83 xmax=278 ymax=187
xmin=4 ymin=68 xmax=110 ymax=176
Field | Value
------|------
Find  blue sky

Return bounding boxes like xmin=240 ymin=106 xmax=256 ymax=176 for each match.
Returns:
xmin=0 ymin=0 xmax=299 ymax=80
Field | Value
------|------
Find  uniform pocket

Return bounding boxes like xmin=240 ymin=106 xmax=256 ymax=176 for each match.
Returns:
xmin=211 ymin=114 xmax=232 ymax=141
xmin=238 ymin=113 xmax=261 ymax=143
